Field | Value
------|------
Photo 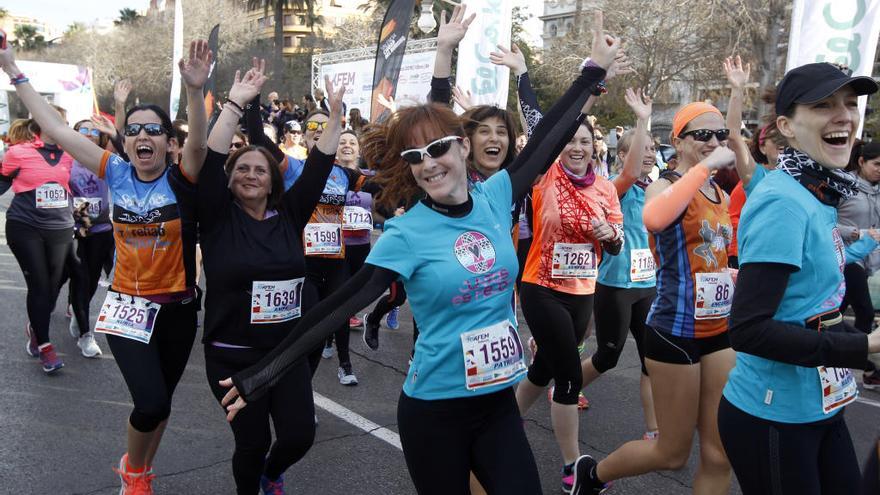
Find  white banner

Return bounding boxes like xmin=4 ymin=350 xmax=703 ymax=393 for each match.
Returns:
xmin=0 ymin=60 xmax=95 ymax=127
xmin=169 ymin=0 xmax=184 ymax=117
xmin=318 ymin=50 xmax=436 ymax=122
xmin=453 ymin=0 xmax=512 ymax=112
xmin=787 ymin=0 xmax=880 ymax=135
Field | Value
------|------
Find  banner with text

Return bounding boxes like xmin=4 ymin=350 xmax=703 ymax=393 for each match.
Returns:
xmin=454 ymin=0 xmax=512 ymax=112
xmin=787 ymin=0 xmax=880 ymax=135
xmin=321 ymin=50 xmax=436 ymax=122
xmin=370 ymin=0 xmax=417 ymax=123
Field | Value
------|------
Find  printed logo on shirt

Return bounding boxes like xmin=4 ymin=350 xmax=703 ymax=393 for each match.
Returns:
xmin=452 ymin=268 xmax=512 ymax=306
xmin=453 ymin=231 xmax=496 ymax=274
xmin=821 ymin=227 xmax=848 ymax=310
xmin=693 ymin=220 xmax=732 ymax=269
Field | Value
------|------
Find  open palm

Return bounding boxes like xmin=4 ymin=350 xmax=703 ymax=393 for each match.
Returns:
xmin=179 ymin=39 xmax=213 ymax=89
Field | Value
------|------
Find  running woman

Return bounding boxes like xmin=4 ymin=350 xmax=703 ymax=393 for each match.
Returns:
xmin=0 ymin=104 xmax=73 ymax=373
xmin=719 ymin=62 xmax=880 ymax=495
xmin=220 ymin=9 xmax=621 ymax=493
xmin=573 ymin=101 xmax=739 ymax=494
xmin=65 ymin=118 xmax=115 ymax=358
xmin=1 ymin=40 xmax=213 ymax=494
xmin=200 ymin=61 xmax=345 ymax=495
xmin=580 ymin=88 xmax=658 ymax=441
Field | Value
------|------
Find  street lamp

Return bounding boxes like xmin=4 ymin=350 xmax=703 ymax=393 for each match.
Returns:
xmin=417 ymin=0 xmax=437 ymax=34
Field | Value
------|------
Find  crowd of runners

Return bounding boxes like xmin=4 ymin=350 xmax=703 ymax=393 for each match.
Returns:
xmin=1 ymin=6 xmax=880 ymax=495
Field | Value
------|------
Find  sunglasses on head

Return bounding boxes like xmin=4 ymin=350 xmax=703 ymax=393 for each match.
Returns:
xmin=124 ymin=123 xmax=167 ymax=137
xmin=305 ymin=121 xmax=328 ymax=132
xmin=400 ymin=136 xmax=462 ymax=165
xmin=230 ymin=142 xmax=245 ymax=150
xmin=78 ymin=128 xmax=101 ymax=137
xmin=679 ymin=128 xmax=730 ymax=142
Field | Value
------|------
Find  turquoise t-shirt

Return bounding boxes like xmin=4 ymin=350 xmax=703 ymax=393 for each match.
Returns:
xmin=744 ymin=164 xmax=768 ymax=196
xmin=366 ymin=171 xmax=525 ymax=400
xmin=597 ymin=181 xmax=655 ymax=289
xmin=723 ymin=170 xmax=851 ymax=423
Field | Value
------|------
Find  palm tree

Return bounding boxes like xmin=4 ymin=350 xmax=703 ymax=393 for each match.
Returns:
xmin=115 ymin=8 xmax=142 ymax=26
xmin=12 ymin=24 xmax=47 ymax=51
xmin=247 ymin=0 xmax=319 ymax=73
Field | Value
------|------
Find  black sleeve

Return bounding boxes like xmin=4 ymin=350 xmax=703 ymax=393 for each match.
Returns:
xmin=429 ymin=76 xmax=453 ymax=106
xmin=506 ymin=66 xmax=605 ymax=203
xmin=0 ymin=174 xmax=13 ymax=196
xmin=517 ymin=72 xmax=543 ymax=139
xmin=730 ymin=262 xmax=870 ymax=369
xmin=196 ymin=149 xmax=233 ymax=234
xmin=602 ymin=239 xmax=623 ymax=256
xmin=246 ymin=95 xmax=286 ymax=165
xmin=283 ymin=147 xmax=335 ymax=233
xmin=232 ymin=264 xmax=398 ymax=401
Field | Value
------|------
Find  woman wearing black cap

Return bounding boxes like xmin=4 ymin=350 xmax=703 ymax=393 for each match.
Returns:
xmin=718 ymin=62 xmax=880 ymax=494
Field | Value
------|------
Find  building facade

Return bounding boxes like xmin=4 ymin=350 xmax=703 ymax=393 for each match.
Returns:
xmin=246 ymin=0 xmax=369 ymax=55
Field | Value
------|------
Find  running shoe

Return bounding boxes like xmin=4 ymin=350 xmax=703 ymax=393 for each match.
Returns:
xmin=69 ymin=316 xmax=80 ymax=339
xmin=260 ymin=473 xmax=285 ymax=494
xmin=77 ymin=331 xmax=103 ymax=358
xmin=349 ymin=316 xmax=363 ymax=328
xmin=39 ymin=343 xmax=64 ymax=374
xmin=562 ymin=464 xmax=575 ymax=493
xmin=363 ymin=317 xmax=380 ymax=350
xmin=338 ymin=363 xmax=358 ymax=386
xmin=385 ymin=306 xmax=400 ymax=330
xmin=864 ymin=371 xmax=880 ymax=390
xmin=571 ymin=455 xmax=610 ymax=495
xmin=25 ymin=322 xmax=39 ymax=358
xmin=321 ymin=344 xmax=334 ymax=359
xmin=642 ymin=430 xmax=659 ymax=440
xmin=115 ymin=453 xmax=156 ymax=495
xmin=547 ymin=387 xmax=590 ymax=410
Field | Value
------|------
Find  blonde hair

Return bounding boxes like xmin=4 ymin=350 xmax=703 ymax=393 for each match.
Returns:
xmin=7 ymin=119 xmax=35 ymax=145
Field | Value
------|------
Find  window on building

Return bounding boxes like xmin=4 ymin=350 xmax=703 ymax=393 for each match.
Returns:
xmin=549 ymin=24 xmax=558 ymax=37
xmin=283 ymin=35 xmax=293 ymax=48
xmin=283 ymin=14 xmax=292 ymax=25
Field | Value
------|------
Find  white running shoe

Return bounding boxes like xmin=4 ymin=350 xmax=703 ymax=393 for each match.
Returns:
xmin=322 ymin=344 xmax=334 ymax=359
xmin=77 ymin=332 xmax=103 ymax=358
xmin=69 ymin=317 xmax=80 ymax=339
xmin=338 ymin=364 xmax=358 ymax=386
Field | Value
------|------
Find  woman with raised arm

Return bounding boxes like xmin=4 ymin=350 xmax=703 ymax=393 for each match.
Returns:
xmin=580 ymin=88 xmax=659 ymax=442
xmin=0 ymin=40 xmax=212 ymax=494
xmin=0 ymin=103 xmax=73 ymax=374
xmin=219 ymin=9 xmax=620 ymax=493
xmin=719 ymin=63 xmax=880 ymax=495
xmin=200 ymin=60 xmax=345 ymax=494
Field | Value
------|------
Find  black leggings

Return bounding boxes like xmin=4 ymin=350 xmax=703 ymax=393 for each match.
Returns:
xmin=520 ymin=282 xmax=593 ymax=405
xmin=592 ymin=283 xmax=654 ymax=375
xmin=842 ymin=263 xmax=874 ymax=333
xmin=64 ymin=231 xmax=115 ymax=335
xmin=718 ymin=397 xmax=860 ymax=495
xmin=206 ymin=345 xmax=316 ymax=495
xmin=516 ymin=237 xmax=532 ymax=290
xmin=344 ymin=242 xmax=370 ymax=278
xmin=6 ymin=219 xmax=72 ymax=345
xmin=307 ymin=257 xmax=351 ymax=369
xmin=397 ymin=387 xmax=542 ymax=494
xmin=106 ymin=295 xmax=198 ymax=432
xmin=366 ymin=280 xmax=407 ymax=325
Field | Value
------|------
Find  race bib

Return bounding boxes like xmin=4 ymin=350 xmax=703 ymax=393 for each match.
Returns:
xmin=630 ymin=248 xmax=656 ymax=282
xmin=35 ymin=183 xmax=68 ymax=209
xmin=94 ymin=291 xmax=160 ymax=344
xmin=250 ymin=278 xmax=304 ymax=324
xmin=342 ymin=206 xmax=373 ymax=231
xmin=304 ymin=223 xmax=342 ymax=255
xmin=551 ymin=243 xmax=596 ymax=279
xmin=818 ymin=366 xmax=858 ymax=414
xmin=461 ymin=320 xmax=526 ymax=391
xmin=73 ymin=197 xmax=102 ymax=218
xmin=694 ymin=271 xmax=734 ymax=319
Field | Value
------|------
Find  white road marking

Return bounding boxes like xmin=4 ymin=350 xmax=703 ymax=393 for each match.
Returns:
xmin=0 ymin=285 xmax=26 ymax=291
xmin=313 ymin=392 xmax=402 ymax=450
xmin=856 ymin=396 xmax=880 ymax=409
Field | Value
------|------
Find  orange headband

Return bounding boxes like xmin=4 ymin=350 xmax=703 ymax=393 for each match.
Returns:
xmin=672 ymin=102 xmax=723 ymax=138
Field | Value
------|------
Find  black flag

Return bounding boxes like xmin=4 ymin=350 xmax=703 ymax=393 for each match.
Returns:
xmin=370 ymin=0 xmax=417 ymax=123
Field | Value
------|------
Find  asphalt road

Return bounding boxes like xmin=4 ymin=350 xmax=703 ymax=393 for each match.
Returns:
xmin=1 ymin=194 xmax=879 ymax=495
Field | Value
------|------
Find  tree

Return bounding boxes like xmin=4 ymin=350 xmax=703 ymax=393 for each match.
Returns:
xmin=12 ymin=25 xmax=47 ymax=51
xmin=246 ymin=0 xmax=320 ymax=78
xmin=115 ymin=8 xmax=142 ymax=26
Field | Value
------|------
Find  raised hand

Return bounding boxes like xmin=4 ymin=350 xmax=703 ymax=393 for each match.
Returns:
xmin=179 ymin=39 xmax=213 ymax=89
xmin=114 ymin=79 xmax=132 ymax=104
xmin=228 ymin=57 xmax=268 ymax=107
xmin=589 ymin=11 xmax=621 ymax=70
xmin=489 ymin=43 xmax=527 ymax=76
xmin=0 ymin=41 xmax=18 ymax=75
xmin=437 ymin=4 xmax=475 ymax=51
xmin=324 ymin=74 xmax=346 ymax=117
xmin=723 ymin=55 xmax=750 ymax=90
xmin=90 ymin=113 xmax=117 ymax=136
xmin=452 ymin=85 xmax=474 ymax=111
xmin=703 ymin=146 xmax=736 ymax=171
xmin=624 ymin=88 xmax=652 ymax=122
xmin=606 ymin=50 xmax=633 ymax=81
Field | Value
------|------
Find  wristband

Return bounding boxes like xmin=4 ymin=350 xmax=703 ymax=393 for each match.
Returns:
xmin=225 ymin=99 xmax=245 ymax=113
xmin=10 ymin=73 xmax=28 ymax=85
xmin=590 ymin=81 xmax=608 ymax=97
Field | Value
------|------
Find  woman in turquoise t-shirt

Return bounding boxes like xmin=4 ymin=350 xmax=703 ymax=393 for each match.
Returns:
xmin=720 ymin=62 xmax=880 ymax=495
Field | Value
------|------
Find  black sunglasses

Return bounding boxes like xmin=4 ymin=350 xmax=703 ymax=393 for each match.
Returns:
xmin=230 ymin=142 xmax=246 ymax=150
xmin=400 ymin=136 xmax=462 ymax=165
xmin=679 ymin=128 xmax=730 ymax=142
xmin=124 ymin=123 xmax=167 ymax=137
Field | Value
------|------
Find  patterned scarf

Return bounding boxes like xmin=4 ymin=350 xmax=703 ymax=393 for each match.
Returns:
xmin=776 ymin=147 xmax=858 ymax=206
xmin=560 ymin=161 xmax=596 ymax=189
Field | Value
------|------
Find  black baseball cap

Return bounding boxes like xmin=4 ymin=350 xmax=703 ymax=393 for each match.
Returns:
xmin=775 ymin=62 xmax=878 ymax=116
